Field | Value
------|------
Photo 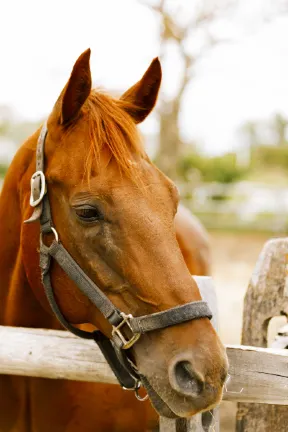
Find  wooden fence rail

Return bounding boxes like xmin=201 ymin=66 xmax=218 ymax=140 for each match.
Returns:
xmin=0 ymin=326 xmax=287 ymax=406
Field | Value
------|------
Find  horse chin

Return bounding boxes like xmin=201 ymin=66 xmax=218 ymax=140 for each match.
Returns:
xmin=142 ymin=372 xmax=222 ymax=419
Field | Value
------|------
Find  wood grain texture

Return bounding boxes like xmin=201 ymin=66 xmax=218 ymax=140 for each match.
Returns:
xmin=159 ymin=417 xmax=203 ymax=432
xmin=0 ymin=326 xmax=116 ymax=384
xmin=236 ymin=238 xmax=288 ymax=431
xmin=0 ymin=326 xmax=287 ymax=405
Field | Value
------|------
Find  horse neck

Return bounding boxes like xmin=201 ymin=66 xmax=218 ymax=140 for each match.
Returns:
xmin=0 ymin=137 xmax=57 ymax=329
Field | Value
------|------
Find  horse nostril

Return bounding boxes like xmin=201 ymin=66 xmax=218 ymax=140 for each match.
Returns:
xmin=173 ymin=360 xmax=204 ymax=396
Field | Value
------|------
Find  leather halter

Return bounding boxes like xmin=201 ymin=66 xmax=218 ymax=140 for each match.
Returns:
xmin=24 ymin=122 xmax=212 ymax=417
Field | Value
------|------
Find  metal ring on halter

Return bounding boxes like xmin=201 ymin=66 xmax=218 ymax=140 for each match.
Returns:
xmin=122 ymin=379 xmax=141 ymax=392
xmin=135 ymin=384 xmax=149 ymax=402
xmin=122 ymin=380 xmax=148 ymax=401
xmin=40 ymin=227 xmax=59 ymax=246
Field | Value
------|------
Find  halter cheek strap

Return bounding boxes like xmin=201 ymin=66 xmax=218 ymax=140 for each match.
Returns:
xmin=24 ymin=122 xmax=213 ymax=418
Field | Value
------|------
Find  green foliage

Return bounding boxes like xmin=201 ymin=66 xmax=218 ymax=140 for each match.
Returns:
xmin=252 ymin=145 xmax=288 ymax=169
xmin=177 ymin=152 xmax=203 ymax=181
xmin=202 ymin=154 xmax=247 ymax=183
xmin=210 ymin=193 xmax=230 ymax=201
xmin=0 ymin=164 xmax=8 ymax=177
xmin=177 ymin=152 xmax=248 ymax=184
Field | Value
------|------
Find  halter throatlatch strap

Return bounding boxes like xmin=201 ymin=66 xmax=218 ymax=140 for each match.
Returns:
xmin=25 ymin=122 xmax=213 ymax=417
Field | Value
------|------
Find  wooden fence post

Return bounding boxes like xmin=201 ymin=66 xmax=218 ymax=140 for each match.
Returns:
xmin=159 ymin=276 xmax=220 ymax=432
xmin=159 ymin=417 xmax=203 ymax=432
xmin=236 ymin=238 xmax=288 ymax=431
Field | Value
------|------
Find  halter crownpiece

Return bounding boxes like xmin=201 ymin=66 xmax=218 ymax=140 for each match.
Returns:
xmin=25 ymin=122 xmax=213 ymax=417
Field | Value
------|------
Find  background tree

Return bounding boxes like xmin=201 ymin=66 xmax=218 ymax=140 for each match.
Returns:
xmin=140 ymin=0 xmax=236 ymax=180
xmin=141 ymin=0 xmax=288 ymax=181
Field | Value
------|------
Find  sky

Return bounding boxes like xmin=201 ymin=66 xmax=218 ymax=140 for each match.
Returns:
xmin=0 ymin=0 xmax=288 ymax=156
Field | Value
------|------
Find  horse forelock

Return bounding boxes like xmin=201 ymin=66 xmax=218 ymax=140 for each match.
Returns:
xmin=58 ymin=90 xmax=147 ymax=184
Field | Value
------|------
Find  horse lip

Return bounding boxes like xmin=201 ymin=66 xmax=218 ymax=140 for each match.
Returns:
xmin=140 ymin=376 xmax=179 ymax=418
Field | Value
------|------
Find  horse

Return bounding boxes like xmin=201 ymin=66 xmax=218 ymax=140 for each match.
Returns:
xmin=0 ymin=49 xmax=228 ymax=432
xmin=175 ymin=204 xmax=211 ymax=276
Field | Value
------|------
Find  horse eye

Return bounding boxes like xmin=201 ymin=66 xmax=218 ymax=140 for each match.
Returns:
xmin=75 ymin=207 xmax=103 ymax=222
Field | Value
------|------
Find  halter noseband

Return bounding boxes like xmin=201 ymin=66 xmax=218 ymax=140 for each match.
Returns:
xmin=24 ymin=122 xmax=212 ymax=417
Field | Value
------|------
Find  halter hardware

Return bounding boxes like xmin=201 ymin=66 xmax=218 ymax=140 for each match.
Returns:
xmin=135 ymin=383 xmax=149 ymax=401
xmin=112 ymin=312 xmax=141 ymax=350
xmin=29 ymin=170 xmax=46 ymax=207
xmin=121 ymin=379 xmax=149 ymax=401
xmin=40 ymin=227 xmax=59 ymax=245
xmin=26 ymin=121 xmax=213 ymax=417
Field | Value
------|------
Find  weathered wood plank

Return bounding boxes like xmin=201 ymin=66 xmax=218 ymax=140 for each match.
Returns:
xmin=0 ymin=326 xmax=116 ymax=384
xmin=0 ymin=326 xmax=287 ymax=405
xmin=236 ymin=237 xmax=288 ymax=431
xmin=224 ymin=345 xmax=288 ymax=404
xmin=159 ymin=417 xmax=203 ymax=432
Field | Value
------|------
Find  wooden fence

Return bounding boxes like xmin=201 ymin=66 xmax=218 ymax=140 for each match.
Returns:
xmin=236 ymin=237 xmax=288 ymax=432
xmin=0 ymin=326 xmax=287 ymax=405
xmin=0 ymin=326 xmax=287 ymax=432
xmin=0 ymin=239 xmax=288 ymax=430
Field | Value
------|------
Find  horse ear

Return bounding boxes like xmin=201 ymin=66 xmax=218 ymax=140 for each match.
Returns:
xmin=61 ymin=48 xmax=92 ymax=125
xmin=120 ymin=58 xmax=162 ymax=123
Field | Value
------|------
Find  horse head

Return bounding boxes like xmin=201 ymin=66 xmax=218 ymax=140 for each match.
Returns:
xmin=21 ymin=49 xmax=228 ymax=418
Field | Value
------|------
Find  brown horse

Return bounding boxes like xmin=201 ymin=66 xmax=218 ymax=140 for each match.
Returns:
xmin=175 ymin=204 xmax=211 ymax=276
xmin=0 ymin=49 xmax=227 ymax=432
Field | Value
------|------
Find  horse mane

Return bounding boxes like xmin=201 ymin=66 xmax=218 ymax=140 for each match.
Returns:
xmin=80 ymin=90 xmax=147 ymax=182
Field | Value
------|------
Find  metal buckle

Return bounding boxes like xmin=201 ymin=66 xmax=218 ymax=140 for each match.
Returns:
xmin=30 ymin=171 xmax=46 ymax=207
xmin=112 ymin=312 xmax=140 ymax=350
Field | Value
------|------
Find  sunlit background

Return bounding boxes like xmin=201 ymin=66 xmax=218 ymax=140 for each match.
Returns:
xmin=1 ymin=0 xmax=288 ymax=429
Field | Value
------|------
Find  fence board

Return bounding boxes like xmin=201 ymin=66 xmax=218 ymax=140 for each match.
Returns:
xmin=0 ymin=326 xmax=287 ymax=405
xmin=159 ymin=417 xmax=202 ymax=432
